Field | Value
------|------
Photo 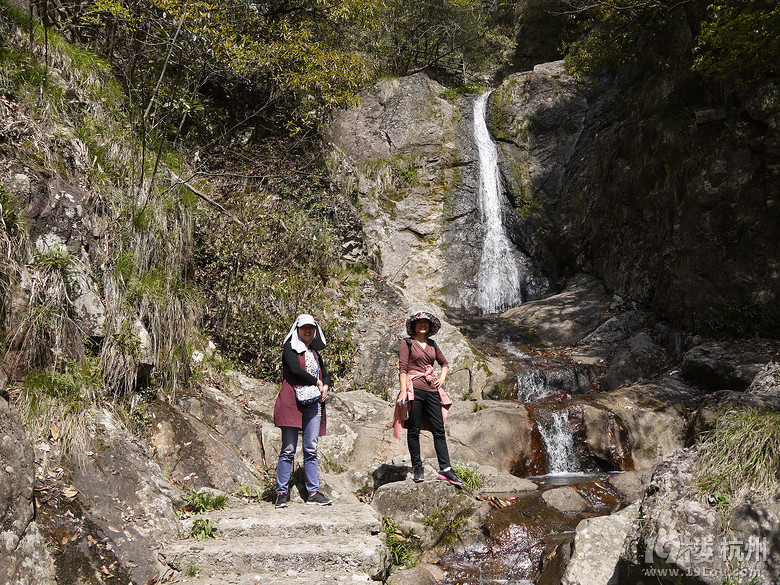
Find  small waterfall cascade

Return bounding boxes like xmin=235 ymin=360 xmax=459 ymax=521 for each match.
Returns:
xmin=516 ymin=371 xmax=557 ymax=403
xmin=536 ymin=408 xmax=582 ymax=475
xmin=474 ymin=91 xmax=523 ymax=314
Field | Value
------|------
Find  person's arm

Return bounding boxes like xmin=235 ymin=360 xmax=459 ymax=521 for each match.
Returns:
xmin=434 ymin=344 xmax=449 ymax=388
xmin=398 ymin=372 xmax=408 ymax=405
xmin=437 ymin=366 xmax=449 ymax=388
xmin=397 ymin=341 xmax=410 ymax=405
xmin=317 ymin=354 xmax=330 ymax=402
xmin=282 ymin=342 xmax=318 ymax=385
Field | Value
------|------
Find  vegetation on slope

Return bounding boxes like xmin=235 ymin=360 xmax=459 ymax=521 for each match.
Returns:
xmin=0 ymin=3 xmax=198 ymax=443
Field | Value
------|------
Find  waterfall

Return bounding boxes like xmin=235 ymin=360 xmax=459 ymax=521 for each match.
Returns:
xmin=515 ymin=367 xmax=592 ymax=402
xmin=474 ymin=91 xmax=523 ymax=314
xmin=537 ymin=409 xmax=581 ymax=475
xmin=516 ymin=371 xmax=555 ymax=403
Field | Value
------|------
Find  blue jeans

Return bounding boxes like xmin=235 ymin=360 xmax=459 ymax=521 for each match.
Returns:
xmin=276 ymin=401 xmax=321 ymax=495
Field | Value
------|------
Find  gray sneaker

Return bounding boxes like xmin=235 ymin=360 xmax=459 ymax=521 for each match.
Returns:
xmin=412 ymin=466 xmax=425 ymax=483
xmin=275 ymin=492 xmax=288 ymax=508
xmin=306 ymin=491 xmax=332 ymax=506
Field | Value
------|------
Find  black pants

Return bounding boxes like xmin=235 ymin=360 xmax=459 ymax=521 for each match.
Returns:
xmin=407 ymin=389 xmax=451 ymax=470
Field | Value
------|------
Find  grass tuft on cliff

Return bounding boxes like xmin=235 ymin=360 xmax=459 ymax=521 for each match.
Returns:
xmin=1 ymin=5 xmax=199 ymax=445
xmin=695 ymin=407 xmax=780 ymax=525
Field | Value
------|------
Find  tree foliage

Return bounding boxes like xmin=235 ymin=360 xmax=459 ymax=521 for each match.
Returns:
xmin=563 ymin=0 xmax=698 ymax=78
xmin=562 ymin=0 xmax=779 ymax=84
xmin=364 ymin=0 xmax=513 ymax=81
xmin=192 ymin=139 xmax=358 ymax=381
xmin=78 ymin=0 xmax=381 ymax=132
xmin=693 ymin=0 xmax=780 ymax=82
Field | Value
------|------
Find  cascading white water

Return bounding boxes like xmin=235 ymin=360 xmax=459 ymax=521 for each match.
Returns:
xmin=474 ymin=91 xmax=523 ymax=314
xmin=537 ymin=409 xmax=581 ymax=475
xmin=516 ymin=371 xmax=555 ymax=403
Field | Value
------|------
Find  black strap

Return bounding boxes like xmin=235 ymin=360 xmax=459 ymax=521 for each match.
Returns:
xmin=405 ymin=337 xmax=437 ymax=351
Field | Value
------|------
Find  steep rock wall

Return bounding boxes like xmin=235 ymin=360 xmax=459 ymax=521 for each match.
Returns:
xmin=491 ymin=63 xmax=780 ymax=332
xmin=327 ymin=74 xmax=512 ymax=397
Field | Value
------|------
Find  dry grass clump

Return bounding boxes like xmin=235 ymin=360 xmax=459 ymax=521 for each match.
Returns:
xmin=695 ymin=407 xmax=780 ymax=526
xmin=1 ymin=6 xmax=200 ymax=444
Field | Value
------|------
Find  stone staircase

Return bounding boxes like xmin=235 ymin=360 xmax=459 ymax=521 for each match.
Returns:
xmin=161 ymin=501 xmax=389 ymax=585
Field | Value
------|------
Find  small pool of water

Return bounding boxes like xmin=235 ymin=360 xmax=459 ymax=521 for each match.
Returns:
xmin=439 ymin=472 xmax=627 ymax=585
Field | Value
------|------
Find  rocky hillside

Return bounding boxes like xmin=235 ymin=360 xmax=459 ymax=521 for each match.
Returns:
xmin=2 ymin=3 xmax=780 ymax=585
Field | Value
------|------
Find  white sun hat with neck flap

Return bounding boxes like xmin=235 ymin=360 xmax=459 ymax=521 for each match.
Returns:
xmin=284 ymin=313 xmax=327 ymax=352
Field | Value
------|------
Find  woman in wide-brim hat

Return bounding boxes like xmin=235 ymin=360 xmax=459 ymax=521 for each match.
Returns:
xmin=393 ymin=311 xmax=463 ymax=487
xmin=405 ymin=311 xmax=441 ymax=337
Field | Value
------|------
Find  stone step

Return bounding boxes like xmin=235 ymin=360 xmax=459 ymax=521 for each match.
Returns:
xmin=161 ymin=534 xmax=388 ymax=579
xmin=179 ymin=503 xmax=382 ymax=539
xmin=165 ymin=569 xmax=377 ymax=585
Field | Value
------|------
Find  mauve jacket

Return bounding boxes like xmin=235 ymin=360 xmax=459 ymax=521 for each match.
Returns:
xmin=272 ymin=342 xmax=327 ymax=436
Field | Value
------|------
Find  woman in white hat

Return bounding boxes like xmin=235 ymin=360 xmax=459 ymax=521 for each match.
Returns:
xmin=272 ymin=314 xmax=332 ymax=507
xmin=394 ymin=311 xmax=463 ymax=487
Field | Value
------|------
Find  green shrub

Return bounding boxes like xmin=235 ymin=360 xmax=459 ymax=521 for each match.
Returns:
xmin=184 ymin=490 xmax=228 ymax=514
xmin=189 ymin=518 xmax=216 ymax=540
xmin=193 ymin=151 xmax=360 ymax=383
xmin=453 ymin=462 xmax=483 ymax=491
xmin=20 ymin=359 xmax=104 ymax=443
xmin=382 ymin=517 xmax=418 ymax=567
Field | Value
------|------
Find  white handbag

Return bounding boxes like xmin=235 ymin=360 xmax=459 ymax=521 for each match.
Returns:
xmin=294 ymin=384 xmax=320 ymax=405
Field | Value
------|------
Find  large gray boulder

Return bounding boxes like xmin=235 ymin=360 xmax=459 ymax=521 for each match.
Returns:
xmin=371 ymin=478 xmax=489 ymax=556
xmin=682 ymin=340 xmax=779 ymax=391
xmin=0 ymin=396 xmax=56 ymax=585
xmin=149 ymin=398 xmax=263 ymax=492
xmin=502 ymin=274 xmax=610 ymax=346
xmin=620 ymin=449 xmax=780 ymax=584
xmin=446 ymin=403 xmax=537 ymax=474
xmin=71 ymin=409 xmax=182 ymax=584
xmin=580 ymin=377 xmax=705 ymax=470
xmin=561 ymin=502 xmax=640 ymax=585
xmin=747 ymin=360 xmax=780 ymax=395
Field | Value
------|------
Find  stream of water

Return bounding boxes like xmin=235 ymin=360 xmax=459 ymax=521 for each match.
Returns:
xmin=437 ymin=95 xmax=625 ymax=585
xmin=536 ymin=408 xmax=582 ymax=475
xmin=474 ymin=91 xmax=523 ymax=314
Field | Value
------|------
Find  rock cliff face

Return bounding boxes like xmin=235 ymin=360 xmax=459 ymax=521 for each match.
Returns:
xmin=327 ymin=73 xmax=513 ymax=397
xmin=491 ymin=62 xmax=780 ymax=332
xmin=330 ymin=74 xmax=480 ymax=312
xmin=0 ymin=395 xmax=56 ymax=585
xmin=327 ymin=73 xmax=553 ymax=315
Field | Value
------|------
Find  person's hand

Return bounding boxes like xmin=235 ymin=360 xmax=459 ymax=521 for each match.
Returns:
xmin=396 ymin=391 xmax=408 ymax=405
xmin=320 ymin=384 xmax=329 ymax=402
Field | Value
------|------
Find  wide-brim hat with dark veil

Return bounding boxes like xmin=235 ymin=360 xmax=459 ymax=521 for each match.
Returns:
xmin=405 ymin=311 xmax=441 ymax=337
